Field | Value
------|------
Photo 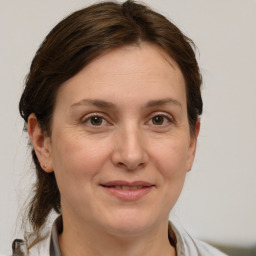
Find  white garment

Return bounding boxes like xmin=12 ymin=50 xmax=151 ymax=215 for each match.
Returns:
xmin=170 ymin=222 xmax=228 ymax=256
xmin=12 ymin=218 xmax=228 ymax=256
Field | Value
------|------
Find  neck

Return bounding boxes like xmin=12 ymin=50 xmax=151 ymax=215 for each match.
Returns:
xmin=58 ymin=217 xmax=176 ymax=256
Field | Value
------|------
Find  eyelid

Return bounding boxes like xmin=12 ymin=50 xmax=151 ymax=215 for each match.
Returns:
xmin=81 ymin=112 xmax=110 ymax=126
xmin=147 ymin=112 xmax=174 ymax=125
xmin=80 ymin=111 xmax=174 ymax=126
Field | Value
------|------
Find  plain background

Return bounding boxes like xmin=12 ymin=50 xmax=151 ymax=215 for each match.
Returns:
xmin=0 ymin=0 xmax=255 ymax=254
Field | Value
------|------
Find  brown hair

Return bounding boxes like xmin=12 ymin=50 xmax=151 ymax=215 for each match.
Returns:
xmin=19 ymin=0 xmax=202 ymax=245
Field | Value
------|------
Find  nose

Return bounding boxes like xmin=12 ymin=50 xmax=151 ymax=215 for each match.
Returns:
xmin=111 ymin=125 xmax=149 ymax=171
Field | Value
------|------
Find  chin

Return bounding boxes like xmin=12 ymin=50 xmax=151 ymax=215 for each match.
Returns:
xmin=101 ymin=209 xmax=159 ymax=237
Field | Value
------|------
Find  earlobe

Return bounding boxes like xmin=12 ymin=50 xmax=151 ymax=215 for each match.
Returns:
xmin=28 ymin=114 xmax=53 ymax=173
xmin=187 ymin=119 xmax=201 ymax=172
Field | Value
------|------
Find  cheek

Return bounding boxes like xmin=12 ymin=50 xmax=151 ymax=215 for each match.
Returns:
xmin=151 ymin=138 xmax=190 ymax=179
xmin=148 ymin=139 xmax=189 ymax=215
xmin=50 ymin=133 xmax=111 ymax=191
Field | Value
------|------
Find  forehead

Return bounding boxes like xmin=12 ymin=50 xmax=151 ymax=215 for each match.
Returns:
xmin=78 ymin=43 xmax=181 ymax=82
xmin=55 ymin=42 xmax=186 ymax=108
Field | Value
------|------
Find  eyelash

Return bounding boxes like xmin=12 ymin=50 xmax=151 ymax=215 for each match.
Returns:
xmin=81 ymin=113 xmax=109 ymax=127
xmin=147 ymin=114 xmax=173 ymax=126
xmin=81 ymin=112 xmax=174 ymax=127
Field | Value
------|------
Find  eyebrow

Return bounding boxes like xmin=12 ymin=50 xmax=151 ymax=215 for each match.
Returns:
xmin=146 ymin=98 xmax=182 ymax=109
xmin=71 ymin=98 xmax=182 ymax=110
xmin=71 ymin=99 xmax=116 ymax=109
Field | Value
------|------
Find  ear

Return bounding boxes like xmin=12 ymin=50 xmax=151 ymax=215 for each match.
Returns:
xmin=28 ymin=113 xmax=53 ymax=173
xmin=186 ymin=119 xmax=200 ymax=172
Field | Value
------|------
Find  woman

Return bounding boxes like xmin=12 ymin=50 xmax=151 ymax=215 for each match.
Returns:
xmin=13 ymin=1 xmax=227 ymax=255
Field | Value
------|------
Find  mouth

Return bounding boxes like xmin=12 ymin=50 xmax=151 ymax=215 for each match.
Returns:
xmin=100 ymin=181 xmax=155 ymax=200
xmin=102 ymin=185 xmax=149 ymax=190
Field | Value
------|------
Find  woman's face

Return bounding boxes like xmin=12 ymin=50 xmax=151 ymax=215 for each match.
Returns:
xmin=40 ymin=43 xmax=198 ymax=236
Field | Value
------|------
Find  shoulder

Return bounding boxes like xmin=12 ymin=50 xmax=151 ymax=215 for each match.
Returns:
xmin=11 ymin=216 xmax=63 ymax=256
xmin=28 ymin=232 xmax=51 ymax=256
xmin=170 ymin=221 xmax=228 ymax=256
xmin=12 ymin=232 xmax=51 ymax=256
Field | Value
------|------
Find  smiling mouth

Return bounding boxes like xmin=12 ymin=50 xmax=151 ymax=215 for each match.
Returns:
xmin=101 ymin=185 xmax=151 ymax=190
xmin=100 ymin=181 xmax=154 ymax=200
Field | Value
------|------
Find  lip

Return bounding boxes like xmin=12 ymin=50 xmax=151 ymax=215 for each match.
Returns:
xmin=100 ymin=180 xmax=155 ymax=201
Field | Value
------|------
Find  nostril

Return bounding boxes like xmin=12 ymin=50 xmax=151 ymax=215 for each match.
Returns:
xmin=117 ymin=161 xmax=145 ymax=171
xmin=111 ymin=140 xmax=149 ymax=170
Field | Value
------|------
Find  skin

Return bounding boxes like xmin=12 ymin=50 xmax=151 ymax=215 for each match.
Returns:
xmin=28 ymin=42 xmax=200 ymax=256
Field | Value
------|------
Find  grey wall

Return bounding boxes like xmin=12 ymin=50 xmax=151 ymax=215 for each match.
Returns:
xmin=1 ymin=0 xmax=255 ymax=254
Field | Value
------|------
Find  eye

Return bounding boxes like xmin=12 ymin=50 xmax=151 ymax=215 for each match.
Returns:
xmin=89 ymin=116 xmax=104 ymax=126
xmin=82 ymin=114 xmax=107 ymax=127
xmin=149 ymin=114 xmax=172 ymax=126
